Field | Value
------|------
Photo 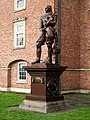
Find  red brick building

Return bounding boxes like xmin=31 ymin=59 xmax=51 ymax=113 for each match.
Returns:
xmin=0 ymin=0 xmax=90 ymax=94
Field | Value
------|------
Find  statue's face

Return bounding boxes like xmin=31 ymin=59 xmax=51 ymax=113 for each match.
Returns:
xmin=45 ymin=5 xmax=52 ymax=13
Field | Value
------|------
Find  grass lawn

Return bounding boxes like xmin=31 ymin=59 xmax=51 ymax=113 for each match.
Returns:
xmin=0 ymin=92 xmax=90 ymax=120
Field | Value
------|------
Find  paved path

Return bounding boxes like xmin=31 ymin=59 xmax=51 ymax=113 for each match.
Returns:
xmin=63 ymin=93 xmax=90 ymax=110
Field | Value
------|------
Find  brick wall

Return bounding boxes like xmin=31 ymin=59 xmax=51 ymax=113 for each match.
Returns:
xmin=60 ymin=0 xmax=80 ymax=90
xmin=0 ymin=0 xmax=54 ymax=89
xmin=60 ymin=0 xmax=80 ymax=68
xmin=0 ymin=0 xmax=54 ymax=67
xmin=80 ymin=0 xmax=90 ymax=90
xmin=0 ymin=0 xmax=90 ymax=92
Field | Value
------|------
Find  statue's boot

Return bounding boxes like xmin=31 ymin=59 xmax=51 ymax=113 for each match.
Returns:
xmin=31 ymin=59 xmax=40 ymax=64
xmin=32 ymin=47 xmax=41 ymax=64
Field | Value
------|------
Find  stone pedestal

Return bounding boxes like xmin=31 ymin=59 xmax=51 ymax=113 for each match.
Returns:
xmin=19 ymin=63 xmax=68 ymax=113
xmin=19 ymin=99 xmax=69 ymax=113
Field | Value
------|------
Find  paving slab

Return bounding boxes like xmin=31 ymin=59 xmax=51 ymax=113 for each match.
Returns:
xmin=64 ymin=93 xmax=90 ymax=110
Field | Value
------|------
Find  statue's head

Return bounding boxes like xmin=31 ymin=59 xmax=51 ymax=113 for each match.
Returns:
xmin=45 ymin=5 xmax=52 ymax=13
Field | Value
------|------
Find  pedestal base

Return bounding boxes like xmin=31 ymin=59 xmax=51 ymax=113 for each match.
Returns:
xmin=19 ymin=99 xmax=69 ymax=113
xmin=24 ymin=63 xmax=67 ymax=102
xmin=20 ymin=63 xmax=68 ymax=113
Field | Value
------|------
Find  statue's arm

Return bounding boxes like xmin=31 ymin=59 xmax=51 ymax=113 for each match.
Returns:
xmin=49 ymin=14 xmax=57 ymax=26
xmin=39 ymin=16 xmax=45 ymax=32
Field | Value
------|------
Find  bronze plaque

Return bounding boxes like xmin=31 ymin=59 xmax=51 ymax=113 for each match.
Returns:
xmin=32 ymin=77 xmax=44 ymax=84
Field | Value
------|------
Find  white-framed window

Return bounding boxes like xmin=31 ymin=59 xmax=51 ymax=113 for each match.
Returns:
xmin=18 ymin=62 xmax=27 ymax=81
xmin=14 ymin=0 xmax=26 ymax=11
xmin=14 ymin=21 xmax=25 ymax=48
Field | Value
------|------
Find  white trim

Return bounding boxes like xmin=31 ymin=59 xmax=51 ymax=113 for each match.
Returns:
xmin=1 ymin=67 xmax=11 ymax=70
xmin=80 ymin=89 xmax=90 ymax=94
xmin=0 ymin=87 xmax=90 ymax=94
xmin=13 ymin=17 xmax=26 ymax=23
xmin=61 ymin=90 xmax=81 ymax=94
xmin=0 ymin=87 xmax=31 ymax=93
xmin=16 ymin=80 xmax=27 ymax=83
xmin=66 ymin=68 xmax=90 ymax=71
xmin=1 ymin=68 xmax=90 ymax=71
xmin=14 ymin=20 xmax=25 ymax=49
xmin=0 ymin=87 xmax=8 ymax=91
xmin=8 ymin=87 xmax=31 ymax=93
xmin=61 ymin=89 xmax=90 ymax=94
xmin=14 ymin=0 xmax=26 ymax=12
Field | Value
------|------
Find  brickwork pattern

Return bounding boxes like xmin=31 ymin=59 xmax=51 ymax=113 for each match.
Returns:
xmin=0 ymin=0 xmax=90 ymax=92
xmin=80 ymin=0 xmax=90 ymax=90
xmin=0 ymin=0 xmax=54 ymax=89
xmin=60 ymin=0 xmax=80 ymax=90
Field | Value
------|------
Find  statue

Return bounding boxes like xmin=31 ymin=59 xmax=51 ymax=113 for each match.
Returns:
xmin=32 ymin=5 xmax=57 ymax=64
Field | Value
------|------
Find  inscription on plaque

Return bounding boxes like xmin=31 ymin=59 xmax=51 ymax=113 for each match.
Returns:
xmin=32 ymin=77 xmax=44 ymax=84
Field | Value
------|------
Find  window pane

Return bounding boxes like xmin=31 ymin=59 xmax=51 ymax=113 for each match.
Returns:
xmin=19 ymin=72 xmax=22 ymax=76
xmin=17 ymin=0 xmax=24 ymax=9
xmin=17 ymin=34 xmax=23 ymax=46
xmin=19 ymin=63 xmax=22 ymax=68
xmin=18 ymin=62 xmax=27 ymax=80
xmin=22 ymin=72 xmax=26 ymax=76
xmin=19 ymin=75 xmax=22 ymax=80
xmin=19 ymin=68 xmax=22 ymax=71
xmin=22 ymin=75 xmax=26 ymax=79
xmin=17 ymin=25 xmax=23 ymax=33
xmin=22 ymin=67 xmax=25 ymax=71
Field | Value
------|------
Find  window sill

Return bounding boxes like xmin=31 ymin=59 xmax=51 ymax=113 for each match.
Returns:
xmin=16 ymin=80 xmax=27 ymax=84
xmin=13 ymin=47 xmax=25 ymax=50
xmin=14 ymin=8 xmax=26 ymax=13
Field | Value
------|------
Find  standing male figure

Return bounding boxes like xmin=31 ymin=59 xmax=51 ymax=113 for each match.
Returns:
xmin=32 ymin=5 xmax=57 ymax=64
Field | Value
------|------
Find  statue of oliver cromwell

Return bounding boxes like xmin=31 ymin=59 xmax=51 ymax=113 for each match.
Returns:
xmin=32 ymin=5 xmax=57 ymax=64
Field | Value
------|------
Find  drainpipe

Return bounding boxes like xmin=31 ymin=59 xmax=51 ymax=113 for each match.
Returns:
xmin=57 ymin=0 xmax=61 ymax=64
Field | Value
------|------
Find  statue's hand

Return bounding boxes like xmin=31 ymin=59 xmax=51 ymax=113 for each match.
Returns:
xmin=40 ymin=28 xmax=45 ymax=32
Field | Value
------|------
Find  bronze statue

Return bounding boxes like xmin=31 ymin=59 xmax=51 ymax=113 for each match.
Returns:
xmin=32 ymin=5 xmax=57 ymax=64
